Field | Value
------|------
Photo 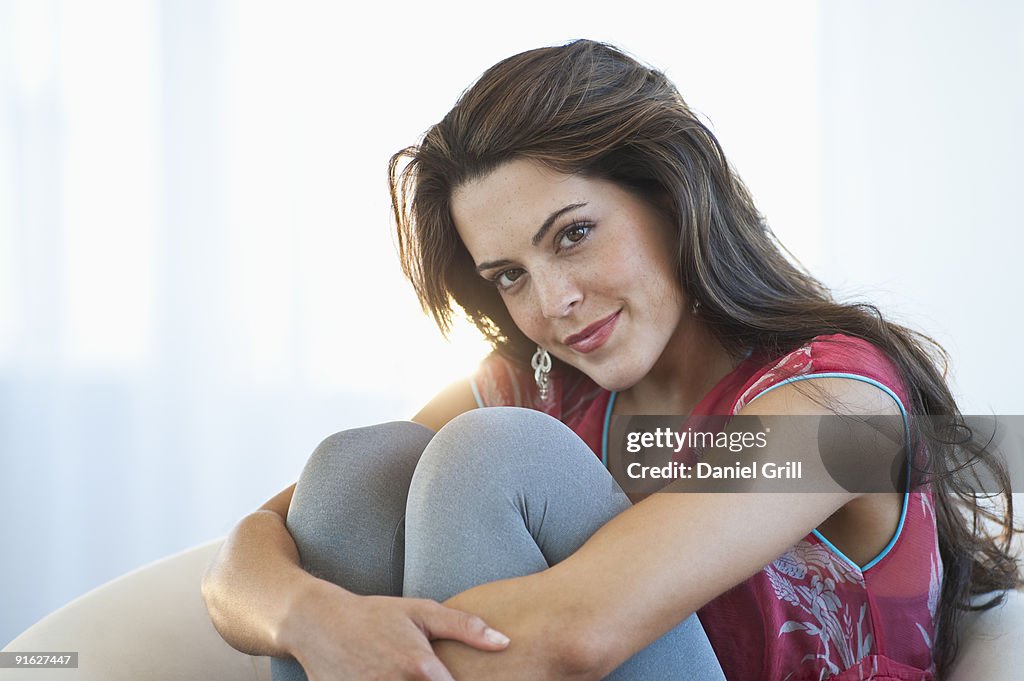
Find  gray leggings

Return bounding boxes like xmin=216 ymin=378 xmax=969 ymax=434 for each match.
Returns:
xmin=272 ymin=407 xmax=725 ymax=680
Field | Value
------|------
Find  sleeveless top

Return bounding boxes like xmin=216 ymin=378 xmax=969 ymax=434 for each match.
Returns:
xmin=471 ymin=334 xmax=940 ymax=681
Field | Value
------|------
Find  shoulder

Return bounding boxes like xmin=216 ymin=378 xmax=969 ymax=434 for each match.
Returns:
xmin=734 ymin=338 xmax=909 ymax=502
xmin=733 ymin=334 xmax=910 ymax=416
xmin=411 ymin=379 xmax=478 ymax=432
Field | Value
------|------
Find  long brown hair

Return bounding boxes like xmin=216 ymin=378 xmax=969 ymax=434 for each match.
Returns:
xmin=389 ymin=39 xmax=1020 ymax=675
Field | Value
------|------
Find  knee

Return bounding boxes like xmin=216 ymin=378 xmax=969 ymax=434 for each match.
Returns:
xmin=290 ymin=420 xmax=434 ymax=520
xmin=312 ymin=420 xmax=435 ymax=461
xmin=413 ymin=407 xmax=585 ymax=484
xmin=299 ymin=421 xmax=433 ymax=480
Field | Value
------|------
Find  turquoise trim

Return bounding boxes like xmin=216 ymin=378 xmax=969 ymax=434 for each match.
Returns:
xmin=469 ymin=378 xmax=485 ymax=409
xmin=744 ymin=372 xmax=911 ymax=573
xmin=601 ymin=391 xmax=618 ymax=468
xmin=746 ymin=372 xmax=907 ymax=417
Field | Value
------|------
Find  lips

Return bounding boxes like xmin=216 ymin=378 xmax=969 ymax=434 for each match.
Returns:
xmin=563 ymin=311 xmax=621 ymax=354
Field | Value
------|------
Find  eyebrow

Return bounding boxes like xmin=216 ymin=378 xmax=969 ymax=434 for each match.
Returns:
xmin=474 ymin=202 xmax=588 ymax=273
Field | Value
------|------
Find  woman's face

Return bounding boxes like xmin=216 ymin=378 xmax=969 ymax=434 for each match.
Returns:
xmin=451 ymin=158 xmax=687 ymax=391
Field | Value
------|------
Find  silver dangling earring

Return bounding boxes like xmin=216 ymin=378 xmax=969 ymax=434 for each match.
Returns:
xmin=531 ymin=346 xmax=552 ymax=402
xmin=691 ymin=298 xmax=702 ymax=316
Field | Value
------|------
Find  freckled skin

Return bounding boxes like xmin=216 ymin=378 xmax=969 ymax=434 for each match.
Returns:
xmin=451 ymin=158 xmax=686 ymax=394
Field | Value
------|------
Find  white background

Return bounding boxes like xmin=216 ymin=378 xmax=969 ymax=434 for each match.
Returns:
xmin=1 ymin=0 xmax=1021 ymax=646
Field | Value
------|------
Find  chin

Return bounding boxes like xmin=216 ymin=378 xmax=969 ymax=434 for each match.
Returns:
xmin=581 ymin=360 xmax=648 ymax=393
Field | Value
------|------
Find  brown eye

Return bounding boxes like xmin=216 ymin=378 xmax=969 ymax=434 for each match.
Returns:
xmin=495 ymin=268 xmax=524 ymax=290
xmin=558 ymin=223 xmax=592 ymax=249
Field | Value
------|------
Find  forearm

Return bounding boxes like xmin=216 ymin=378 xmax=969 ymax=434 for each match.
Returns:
xmin=554 ymin=491 xmax=846 ymax=667
xmin=427 ymin=490 xmax=845 ymax=680
xmin=435 ymin=573 xmax=603 ymax=681
xmin=201 ymin=509 xmax=338 ymax=657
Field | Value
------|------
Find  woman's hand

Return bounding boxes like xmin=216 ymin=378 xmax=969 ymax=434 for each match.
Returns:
xmin=280 ymin=579 xmax=511 ymax=681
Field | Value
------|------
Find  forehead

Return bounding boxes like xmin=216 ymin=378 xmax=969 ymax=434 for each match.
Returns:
xmin=451 ymin=159 xmax=593 ymax=253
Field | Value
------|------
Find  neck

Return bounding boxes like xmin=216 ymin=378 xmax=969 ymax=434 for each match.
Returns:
xmin=615 ymin=316 xmax=737 ymax=416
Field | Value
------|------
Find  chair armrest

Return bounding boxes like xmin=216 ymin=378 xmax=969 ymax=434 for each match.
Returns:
xmin=947 ymin=589 xmax=1024 ymax=680
xmin=0 ymin=539 xmax=271 ymax=681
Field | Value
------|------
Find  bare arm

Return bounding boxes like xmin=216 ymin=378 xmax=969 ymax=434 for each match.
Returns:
xmin=201 ymin=378 xmax=504 ymax=680
xmin=412 ymin=378 xmax=481 ymax=432
xmin=201 ymin=482 xmax=307 ymax=656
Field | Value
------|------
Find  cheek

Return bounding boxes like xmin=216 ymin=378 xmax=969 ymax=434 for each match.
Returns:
xmin=502 ymin=294 xmax=544 ymax=343
xmin=628 ymin=251 xmax=683 ymax=314
xmin=616 ymin=248 xmax=665 ymax=292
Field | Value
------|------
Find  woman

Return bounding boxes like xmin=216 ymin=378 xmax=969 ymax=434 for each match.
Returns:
xmin=202 ymin=40 xmax=1020 ymax=680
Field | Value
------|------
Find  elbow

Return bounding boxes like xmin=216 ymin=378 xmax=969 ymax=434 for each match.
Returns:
xmin=548 ymin=622 xmax=619 ymax=681
xmin=198 ymin=546 xmax=255 ymax=652
xmin=200 ymin=533 xmax=253 ymax=643
xmin=200 ymin=565 xmax=220 ymax=618
xmin=200 ymin=550 xmax=229 ymax=634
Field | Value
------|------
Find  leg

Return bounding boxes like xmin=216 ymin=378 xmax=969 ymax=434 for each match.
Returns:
xmin=271 ymin=421 xmax=434 ymax=681
xmin=404 ymin=407 xmax=725 ymax=681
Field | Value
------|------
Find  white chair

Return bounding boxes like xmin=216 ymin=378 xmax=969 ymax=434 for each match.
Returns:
xmin=0 ymin=540 xmax=269 ymax=681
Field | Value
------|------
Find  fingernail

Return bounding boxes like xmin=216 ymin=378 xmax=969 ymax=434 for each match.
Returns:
xmin=485 ymin=627 xmax=510 ymax=645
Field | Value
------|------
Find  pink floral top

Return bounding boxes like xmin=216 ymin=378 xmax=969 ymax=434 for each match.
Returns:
xmin=471 ymin=334 xmax=940 ymax=680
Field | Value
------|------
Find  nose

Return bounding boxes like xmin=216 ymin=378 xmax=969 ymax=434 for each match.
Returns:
xmin=534 ymin=268 xmax=582 ymax=319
